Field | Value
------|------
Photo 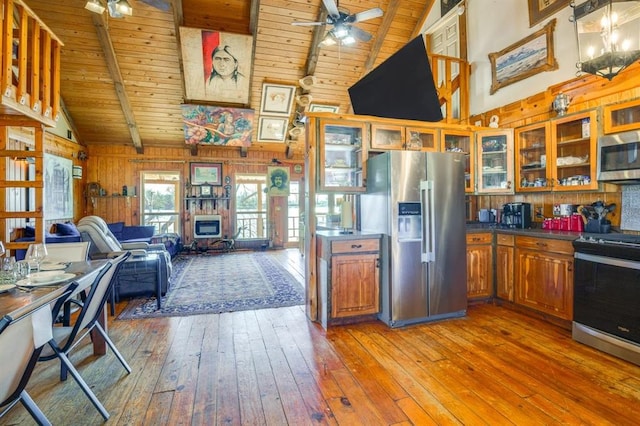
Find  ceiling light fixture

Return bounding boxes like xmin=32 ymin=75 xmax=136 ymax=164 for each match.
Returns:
xmin=85 ymin=0 xmax=133 ymax=18
xmin=320 ymin=25 xmax=357 ymax=47
xmin=571 ymin=0 xmax=640 ymax=80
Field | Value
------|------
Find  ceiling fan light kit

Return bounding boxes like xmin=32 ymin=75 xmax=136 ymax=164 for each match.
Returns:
xmin=85 ymin=0 xmax=133 ymax=18
xmin=85 ymin=0 xmax=105 ymax=14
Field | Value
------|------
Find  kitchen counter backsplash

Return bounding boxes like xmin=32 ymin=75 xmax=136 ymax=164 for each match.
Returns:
xmin=621 ymin=185 xmax=640 ymax=232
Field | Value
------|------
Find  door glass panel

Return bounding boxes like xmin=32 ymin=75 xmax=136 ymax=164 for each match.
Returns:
xmin=141 ymin=171 xmax=180 ymax=235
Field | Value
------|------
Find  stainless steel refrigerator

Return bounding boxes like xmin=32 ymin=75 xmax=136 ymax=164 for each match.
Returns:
xmin=361 ymin=151 xmax=467 ymax=327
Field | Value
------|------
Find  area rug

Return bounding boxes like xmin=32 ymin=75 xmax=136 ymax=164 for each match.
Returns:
xmin=117 ymin=252 xmax=304 ymax=320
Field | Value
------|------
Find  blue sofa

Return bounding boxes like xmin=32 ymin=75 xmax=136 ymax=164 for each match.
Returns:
xmin=107 ymin=222 xmax=155 ymax=244
xmin=14 ymin=222 xmax=82 ymax=260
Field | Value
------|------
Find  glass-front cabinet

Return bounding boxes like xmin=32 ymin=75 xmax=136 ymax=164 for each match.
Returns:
xmin=318 ymin=120 xmax=366 ymax=192
xmin=441 ymin=129 xmax=474 ymax=193
xmin=370 ymin=124 xmax=438 ymax=151
xmin=551 ymin=110 xmax=597 ymax=191
xmin=515 ymin=122 xmax=551 ymax=192
xmin=603 ymin=98 xmax=640 ymax=134
xmin=476 ymin=129 xmax=514 ymax=193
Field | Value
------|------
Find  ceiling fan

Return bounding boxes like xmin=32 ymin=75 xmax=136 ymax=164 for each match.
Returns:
xmin=85 ymin=0 xmax=170 ymax=18
xmin=292 ymin=0 xmax=383 ymax=46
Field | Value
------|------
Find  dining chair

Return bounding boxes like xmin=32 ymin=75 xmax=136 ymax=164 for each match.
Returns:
xmin=38 ymin=252 xmax=131 ymax=421
xmin=44 ymin=241 xmax=91 ymax=263
xmin=0 ymin=283 xmax=77 ymax=425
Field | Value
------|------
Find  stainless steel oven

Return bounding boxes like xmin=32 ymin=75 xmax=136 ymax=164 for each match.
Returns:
xmin=572 ymin=235 xmax=640 ymax=366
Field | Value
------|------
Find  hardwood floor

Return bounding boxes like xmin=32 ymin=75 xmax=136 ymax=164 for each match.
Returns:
xmin=2 ymin=249 xmax=639 ymax=425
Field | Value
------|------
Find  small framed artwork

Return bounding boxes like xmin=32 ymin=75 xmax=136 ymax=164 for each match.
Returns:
xmin=488 ymin=19 xmax=558 ymax=95
xmin=260 ymin=83 xmax=296 ymax=116
xmin=268 ymin=166 xmax=290 ymax=196
xmin=200 ymin=185 xmax=212 ymax=196
xmin=527 ymin=0 xmax=570 ymax=27
xmin=258 ymin=117 xmax=288 ymax=143
xmin=190 ymin=162 xmax=223 ymax=186
xmin=308 ymin=103 xmax=340 ymax=113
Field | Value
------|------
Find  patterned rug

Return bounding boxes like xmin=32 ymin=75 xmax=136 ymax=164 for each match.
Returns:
xmin=117 ymin=252 xmax=305 ymax=320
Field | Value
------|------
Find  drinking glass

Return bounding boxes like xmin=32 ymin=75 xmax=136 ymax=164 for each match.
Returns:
xmin=26 ymin=243 xmax=48 ymax=273
xmin=0 ymin=241 xmax=5 ymax=257
xmin=0 ymin=256 xmax=16 ymax=284
xmin=15 ymin=260 xmax=31 ymax=281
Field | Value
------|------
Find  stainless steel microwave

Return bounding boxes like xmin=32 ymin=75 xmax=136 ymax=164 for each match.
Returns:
xmin=597 ymin=130 xmax=640 ymax=184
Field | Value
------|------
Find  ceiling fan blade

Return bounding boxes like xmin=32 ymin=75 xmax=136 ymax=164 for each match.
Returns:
xmin=139 ymin=0 xmax=171 ymax=12
xmin=291 ymin=21 xmax=326 ymax=26
xmin=352 ymin=7 xmax=383 ymax=23
xmin=322 ymin=0 xmax=341 ymax=19
xmin=350 ymin=26 xmax=373 ymax=42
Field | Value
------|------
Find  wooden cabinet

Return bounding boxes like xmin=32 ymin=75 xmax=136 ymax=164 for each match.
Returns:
xmin=317 ymin=233 xmax=380 ymax=328
xmin=371 ymin=124 xmax=438 ymax=151
xmin=515 ymin=236 xmax=574 ymax=320
xmin=603 ymin=98 xmax=640 ymax=134
xmin=515 ymin=112 xmax=597 ymax=192
xmin=442 ymin=129 xmax=474 ymax=193
xmin=495 ymin=233 xmax=514 ymax=301
xmin=515 ymin=122 xmax=552 ymax=191
xmin=466 ymin=233 xmax=493 ymax=300
xmin=317 ymin=119 xmax=367 ymax=192
xmin=551 ymin=111 xmax=598 ymax=191
xmin=476 ymin=129 xmax=514 ymax=193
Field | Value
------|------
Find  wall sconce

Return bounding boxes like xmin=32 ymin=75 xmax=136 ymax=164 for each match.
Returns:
xmin=72 ymin=165 xmax=83 ymax=179
xmin=298 ymin=75 xmax=317 ymax=90
xmin=572 ymin=0 xmax=640 ymax=80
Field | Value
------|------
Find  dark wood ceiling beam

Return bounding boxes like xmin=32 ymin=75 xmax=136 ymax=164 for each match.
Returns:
xmin=91 ymin=13 xmax=143 ymax=153
xmin=305 ymin=8 xmax=329 ymax=76
xmin=360 ymin=1 xmax=401 ymax=76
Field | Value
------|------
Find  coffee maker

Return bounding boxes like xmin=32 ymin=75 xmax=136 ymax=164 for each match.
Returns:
xmin=501 ymin=202 xmax=532 ymax=228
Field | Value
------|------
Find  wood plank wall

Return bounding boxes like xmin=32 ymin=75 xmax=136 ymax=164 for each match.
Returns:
xmin=84 ymin=145 xmax=305 ymax=248
xmin=468 ymin=63 xmax=640 ymax=225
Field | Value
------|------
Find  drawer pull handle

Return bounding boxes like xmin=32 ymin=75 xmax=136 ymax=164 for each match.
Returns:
xmin=351 ymin=244 xmax=362 ymax=249
xmin=536 ymin=242 xmax=548 ymax=247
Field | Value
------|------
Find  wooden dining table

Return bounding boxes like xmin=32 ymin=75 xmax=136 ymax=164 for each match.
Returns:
xmin=0 ymin=259 xmax=110 ymax=354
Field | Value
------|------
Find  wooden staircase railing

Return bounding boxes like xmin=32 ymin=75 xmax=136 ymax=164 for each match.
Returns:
xmin=429 ymin=53 xmax=470 ymax=125
xmin=1 ymin=0 xmax=63 ymax=126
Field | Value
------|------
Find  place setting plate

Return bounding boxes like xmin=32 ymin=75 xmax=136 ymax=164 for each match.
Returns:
xmin=40 ymin=262 xmax=68 ymax=271
xmin=0 ymin=283 xmax=16 ymax=293
xmin=16 ymin=272 xmax=76 ymax=287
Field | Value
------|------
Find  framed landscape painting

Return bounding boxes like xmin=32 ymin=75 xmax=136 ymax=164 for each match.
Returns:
xmin=488 ymin=19 xmax=558 ymax=95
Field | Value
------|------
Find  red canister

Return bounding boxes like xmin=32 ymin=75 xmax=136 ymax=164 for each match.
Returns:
xmin=570 ymin=213 xmax=584 ymax=232
xmin=560 ymin=216 xmax=570 ymax=231
xmin=550 ymin=218 xmax=561 ymax=230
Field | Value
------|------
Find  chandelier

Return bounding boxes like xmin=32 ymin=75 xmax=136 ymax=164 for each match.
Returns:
xmin=571 ymin=0 xmax=640 ymax=80
xmin=85 ymin=0 xmax=133 ymax=18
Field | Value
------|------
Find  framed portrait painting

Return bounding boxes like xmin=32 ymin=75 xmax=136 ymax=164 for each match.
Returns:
xmin=190 ymin=162 xmax=223 ymax=186
xmin=257 ymin=117 xmax=288 ymax=143
xmin=180 ymin=27 xmax=254 ymax=104
xmin=268 ymin=166 xmax=290 ymax=196
xmin=260 ymin=83 xmax=296 ymax=116
xmin=527 ymin=0 xmax=570 ymax=27
xmin=44 ymin=154 xmax=73 ymax=220
xmin=488 ymin=19 xmax=558 ymax=95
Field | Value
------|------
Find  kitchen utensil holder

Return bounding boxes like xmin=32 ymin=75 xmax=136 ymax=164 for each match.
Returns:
xmin=586 ymin=219 xmax=611 ymax=233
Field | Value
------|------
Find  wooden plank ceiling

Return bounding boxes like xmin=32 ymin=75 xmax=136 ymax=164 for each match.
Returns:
xmin=24 ymin=0 xmax=434 ymax=153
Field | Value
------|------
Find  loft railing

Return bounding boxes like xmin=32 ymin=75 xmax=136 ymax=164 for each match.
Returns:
xmin=1 ymin=0 xmax=63 ymax=126
xmin=429 ymin=53 xmax=470 ymax=125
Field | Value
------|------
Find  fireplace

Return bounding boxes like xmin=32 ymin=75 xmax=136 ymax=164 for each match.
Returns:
xmin=193 ymin=214 xmax=222 ymax=239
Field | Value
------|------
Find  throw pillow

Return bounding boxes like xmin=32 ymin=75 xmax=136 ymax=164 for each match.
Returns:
xmin=107 ymin=221 xmax=125 ymax=238
xmin=56 ymin=221 xmax=80 ymax=236
xmin=24 ymin=225 xmax=35 ymax=237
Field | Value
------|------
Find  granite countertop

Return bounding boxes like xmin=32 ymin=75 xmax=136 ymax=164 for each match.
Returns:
xmin=466 ymin=222 xmax=628 ymax=241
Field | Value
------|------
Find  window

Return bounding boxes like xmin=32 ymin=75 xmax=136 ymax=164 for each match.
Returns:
xmin=235 ymin=174 xmax=268 ymax=239
xmin=315 ymin=193 xmax=347 ymax=228
xmin=287 ymin=180 xmax=301 ymax=243
xmin=141 ymin=171 xmax=181 ymax=235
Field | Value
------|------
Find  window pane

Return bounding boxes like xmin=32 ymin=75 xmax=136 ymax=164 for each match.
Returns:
xmin=235 ymin=174 xmax=267 ymax=239
xmin=141 ymin=171 xmax=180 ymax=235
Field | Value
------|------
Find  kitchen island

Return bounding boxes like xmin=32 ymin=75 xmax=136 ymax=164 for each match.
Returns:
xmin=316 ymin=230 xmax=383 ymax=329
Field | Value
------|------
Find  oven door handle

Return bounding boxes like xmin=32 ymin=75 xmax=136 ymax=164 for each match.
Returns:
xmin=575 ymin=252 xmax=640 ymax=270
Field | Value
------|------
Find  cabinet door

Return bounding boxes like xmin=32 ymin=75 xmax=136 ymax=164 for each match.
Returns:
xmin=515 ymin=248 xmax=573 ymax=320
xmin=496 ymin=244 xmax=514 ymax=301
xmin=551 ymin=111 xmax=598 ymax=190
xmin=442 ymin=129 xmax=474 ymax=193
xmin=466 ymin=234 xmax=493 ymax=299
xmin=371 ymin=124 xmax=403 ymax=150
xmin=331 ymin=253 xmax=379 ymax=318
xmin=604 ymin=98 xmax=640 ymax=134
xmin=515 ymin=122 xmax=552 ymax=192
xmin=476 ymin=129 xmax=514 ymax=193
xmin=318 ymin=120 xmax=367 ymax=192
xmin=405 ymin=127 xmax=438 ymax=151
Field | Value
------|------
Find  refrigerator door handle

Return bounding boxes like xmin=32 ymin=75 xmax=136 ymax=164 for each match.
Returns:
xmin=420 ymin=180 xmax=434 ymax=262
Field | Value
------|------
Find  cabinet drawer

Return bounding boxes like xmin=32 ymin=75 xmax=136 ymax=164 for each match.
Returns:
xmin=467 ymin=233 xmax=492 ymax=244
xmin=496 ymin=234 xmax=514 ymax=246
xmin=516 ymin=236 xmax=573 ymax=255
xmin=332 ymin=239 xmax=379 ymax=254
